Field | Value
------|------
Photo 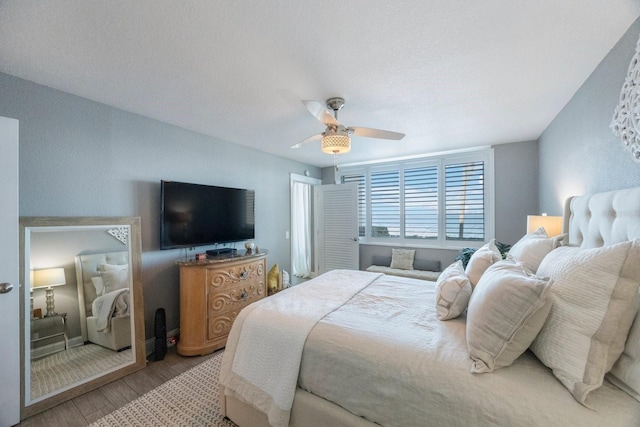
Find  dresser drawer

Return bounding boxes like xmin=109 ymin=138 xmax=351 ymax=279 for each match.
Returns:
xmin=207 ymin=310 xmax=241 ymax=341
xmin=206 ymin=259 xmax=265 ymax=292
xmin=207 ymin=279 xmax=265 ymax=315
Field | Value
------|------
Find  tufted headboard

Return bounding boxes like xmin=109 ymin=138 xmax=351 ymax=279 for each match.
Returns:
xmin=564 ymin=186 xmax=640 ymax=248
xmin=75 ymin=251 xmax=128 ymax=341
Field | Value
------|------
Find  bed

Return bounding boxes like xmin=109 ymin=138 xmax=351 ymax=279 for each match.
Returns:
xmin=75 ymin=251 xmax=132 ymax=351
xmin=219 ymin=186 xmax=640 ymax=427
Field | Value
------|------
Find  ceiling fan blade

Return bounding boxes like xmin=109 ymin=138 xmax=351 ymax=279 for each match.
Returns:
xmin=302 ymin=100 xmax=340 ymax=127
xmin=350 ymin=127 xmax=405 ymax=140
xmin=291 ymin=133 xmax=322 ymax=149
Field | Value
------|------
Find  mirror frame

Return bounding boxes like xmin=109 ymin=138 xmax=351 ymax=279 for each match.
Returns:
xmin=19 ymin=217 xmax=146 ymax=419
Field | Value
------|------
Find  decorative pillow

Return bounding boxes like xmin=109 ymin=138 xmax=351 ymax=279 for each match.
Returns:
xmin=390 ymin=248 xmax=415 ymax=270
xmin=607 ymin=292 xmax=640 ymax=402
xmin=465 ymin=239 xmax=501 ymax=287
xmin=98 ymin=263 xmax=128 ymax=273
xmin=530 ymin=240 xmax=640 ymax=405
xmin=268 ymin=263 xmax=280 ymax=294
xmin=435 ymin=261 xmax=472 ymax=320
xmin=467 ymin=260 xmax=552 ymax=373
xmin=100 ymin=267 xmax=129 ymax=293
xmin=91 ymin=276 xmax=105 ymax=296
xmin=508 ymin=227 xmax=566 ymax=273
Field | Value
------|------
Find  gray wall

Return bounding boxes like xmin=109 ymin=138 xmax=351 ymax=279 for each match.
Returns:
xmin=0 ymin=72 xmax=320 ymax=339
xmin=539 ymin=17 xmax=640 ymax=213
xmin=326 ymin=140 xmax=539 ymax=270
xmin=494 ymin=140 xmax=539 ymax=242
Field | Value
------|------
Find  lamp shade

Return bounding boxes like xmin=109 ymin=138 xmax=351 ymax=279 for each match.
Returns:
xmin=32 ymin=267 xmax=66 ymax=289
xmin=321 ymin=134 xmax=351 ymax=154
xmin=527 ymin=215 xmax=563 ymax=237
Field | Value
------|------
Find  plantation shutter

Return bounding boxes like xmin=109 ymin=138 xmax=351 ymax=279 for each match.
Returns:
xmin=370 ymin=169 xmax=400 ymax=238
xmin=445 ymin=161 xmax=484 ymax=241
xmin=341 ymin=173 xmax=366 ymax=237
xmin=404 ymin=165 xmax=438 ymax=239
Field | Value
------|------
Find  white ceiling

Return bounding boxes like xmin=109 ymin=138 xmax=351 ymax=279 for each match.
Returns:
xmin=1 ymin=1 xmax=639 ymax=168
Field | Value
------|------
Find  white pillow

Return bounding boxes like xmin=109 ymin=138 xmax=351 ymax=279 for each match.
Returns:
xmin=466 ymin=260 xmax=552 ymax=373
xmin=465 ymin=239 xmax=502 ymax=287
xmin=390 ymin=248 xmax=415 ymax=270
xmin=435 ymin=261 xmax=472 ymax=320
xmin=98 ymin=263 xmax=128 ymax=273
xmin=530 ymin=240 xmax=640 ymax=405
xmin=508 ymin=227 xmax=566 ymax=273
xmin=91 ymin=276 xmax=105 ymax=296
xmin=100 ymin=267 xmax=129 ymax=293
xmin=608 ymin=292 xmax=640 ymax=402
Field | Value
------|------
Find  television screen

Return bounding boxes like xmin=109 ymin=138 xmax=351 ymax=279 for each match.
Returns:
xmin=160 ymin=180 xmax=255 ymax=249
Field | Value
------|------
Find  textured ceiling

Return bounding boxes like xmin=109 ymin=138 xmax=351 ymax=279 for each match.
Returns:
xmin=1 ymin=1 xmax=639 ymax=167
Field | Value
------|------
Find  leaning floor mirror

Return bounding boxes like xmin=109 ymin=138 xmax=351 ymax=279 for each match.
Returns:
xmin=19 ymin=217 xmax=146 ymax=419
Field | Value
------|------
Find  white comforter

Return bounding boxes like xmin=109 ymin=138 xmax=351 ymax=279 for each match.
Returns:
xmin=298 ymin=274 xmax=640 ymax=427
xmin=220 ymin=270 xmax=382 ymax=427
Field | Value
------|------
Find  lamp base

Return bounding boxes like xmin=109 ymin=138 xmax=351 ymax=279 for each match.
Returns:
xmin=44 ymin=287 xmax=57 ymax=317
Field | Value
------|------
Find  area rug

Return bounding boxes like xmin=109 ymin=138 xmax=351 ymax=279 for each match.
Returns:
xmin=92 ymin=350 xmax=236 ymax=426
xmin=31 ymin=344 xmax=132 ymax=399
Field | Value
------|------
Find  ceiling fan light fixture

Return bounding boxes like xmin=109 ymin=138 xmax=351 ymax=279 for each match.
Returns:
xmin=321 ymin=133 xmax=351 ymax=154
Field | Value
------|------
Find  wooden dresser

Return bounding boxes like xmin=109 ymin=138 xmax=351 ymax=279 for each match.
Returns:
xmin=176 ymin=252 xmax=267 ymax=356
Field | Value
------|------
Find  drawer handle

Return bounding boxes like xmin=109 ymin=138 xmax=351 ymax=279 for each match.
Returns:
xmin=231 ymin=290 xmax=249 ymax=301
xmin=239 ymin=270 xmax=248 ymax=280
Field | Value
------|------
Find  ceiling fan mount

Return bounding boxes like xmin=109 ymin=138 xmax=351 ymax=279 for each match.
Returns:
xmin=291 ymin=97 xmax=405 ymax=154
xmin=325 ymin=97 xmax=345 ymax=114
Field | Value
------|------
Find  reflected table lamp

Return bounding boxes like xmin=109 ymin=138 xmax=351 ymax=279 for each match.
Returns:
xmin=32 ymin=267 xmax=66 ymax=317
xmin=527 ymin=214 xmax=563 ymax=237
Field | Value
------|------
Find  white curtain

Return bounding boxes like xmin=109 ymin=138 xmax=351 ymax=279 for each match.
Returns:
xmin=291 ymin=181 xmax=312 ymax=277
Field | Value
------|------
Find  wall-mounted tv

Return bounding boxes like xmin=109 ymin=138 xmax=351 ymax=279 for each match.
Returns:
xmin=160 ymin=180 xmax=255 ymax=250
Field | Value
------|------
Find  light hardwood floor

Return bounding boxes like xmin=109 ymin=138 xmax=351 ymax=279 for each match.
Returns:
xmin=18 ymin=346 xmax=216 ymax=427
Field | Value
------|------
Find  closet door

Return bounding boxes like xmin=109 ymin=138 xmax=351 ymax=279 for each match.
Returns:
xmin=0 ymin=116 xmax=20 ymax=425
xmin=315 ymin=183 xmax=359 ymax=274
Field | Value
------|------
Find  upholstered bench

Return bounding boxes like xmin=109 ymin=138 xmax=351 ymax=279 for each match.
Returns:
xmin=365 ymin=255 xmax=442 ymax=282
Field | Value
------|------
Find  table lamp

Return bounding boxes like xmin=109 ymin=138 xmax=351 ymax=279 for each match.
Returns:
xmin=32 ymin=267 xmax=66 ymax=317
xmin=526 ymin=214 xmax=563 ymax=238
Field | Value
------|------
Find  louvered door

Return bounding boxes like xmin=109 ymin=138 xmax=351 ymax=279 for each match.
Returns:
xmin=315 ymin=183 xmax=359 ymax=274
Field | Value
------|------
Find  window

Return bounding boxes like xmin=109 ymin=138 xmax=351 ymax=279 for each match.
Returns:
xmin=405 ymin=165 xmax=438 ymax=240
xmin=445 ymin=161 xmax=484 ymax=241
xmin=339 ymin=149 xmax=493 ymax=247
xmin=370 ymin=170 xmax=399 ymax=237
xmin=341 ymin=172 xmax=366 ymax=237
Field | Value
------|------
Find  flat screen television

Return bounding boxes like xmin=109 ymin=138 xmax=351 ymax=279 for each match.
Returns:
xmin=160 ymin=180 xmax=255 ymax=249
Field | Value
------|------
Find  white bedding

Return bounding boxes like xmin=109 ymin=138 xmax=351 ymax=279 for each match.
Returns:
xmin=297 ymin=274 xmax=640 ymax=427
xmin=220 ymin=270 xmax=382 ymax=427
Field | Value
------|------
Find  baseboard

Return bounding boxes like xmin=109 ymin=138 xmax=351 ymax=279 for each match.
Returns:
xmin=31 ymin=341 xmax=65 ymax=359
xmin=67 ymin=336 xmax=84 ymax=348
xmin=145 ymin=328 xmax=179 ymax=358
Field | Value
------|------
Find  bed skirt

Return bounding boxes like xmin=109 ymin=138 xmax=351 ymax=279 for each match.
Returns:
xmin=221 ymin=386 xmax=377 ymax=427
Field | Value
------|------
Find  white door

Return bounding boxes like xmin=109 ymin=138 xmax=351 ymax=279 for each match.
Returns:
xmin=315 ymin=183 xmax=359 ymax=274
xmin=0 ymin=117 xmax=20 ymax=425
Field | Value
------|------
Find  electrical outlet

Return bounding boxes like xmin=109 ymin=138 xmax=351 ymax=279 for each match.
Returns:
xmin=285 ymin=231 xmax=290 ymax=239
xmin=167 ymin=335 xmax=178 ymax=347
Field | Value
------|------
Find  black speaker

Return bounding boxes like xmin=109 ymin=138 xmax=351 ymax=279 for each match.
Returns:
xmin=154 ymin=308 xmax=167 ymax=361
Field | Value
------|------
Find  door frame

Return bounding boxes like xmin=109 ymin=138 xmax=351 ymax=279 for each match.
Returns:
xmin=290 ymin=173 xmax=321 ymax=278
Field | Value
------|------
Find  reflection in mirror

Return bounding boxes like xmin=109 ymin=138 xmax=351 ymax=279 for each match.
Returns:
xmin=20 ymin=217 xmax=146 ymax=419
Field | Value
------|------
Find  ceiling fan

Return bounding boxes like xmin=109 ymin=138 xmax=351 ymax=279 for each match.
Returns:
xmin=291 ymin=97 xmax=405 ymax=154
